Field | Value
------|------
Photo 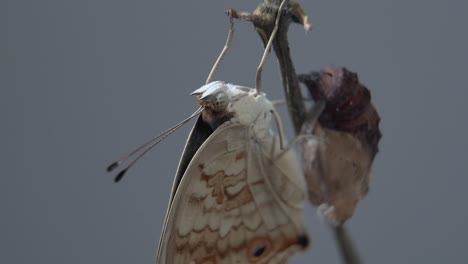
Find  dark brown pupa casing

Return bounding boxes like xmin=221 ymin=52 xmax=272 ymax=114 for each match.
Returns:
xmin=298 ymin=66 xmax=382 ymax=224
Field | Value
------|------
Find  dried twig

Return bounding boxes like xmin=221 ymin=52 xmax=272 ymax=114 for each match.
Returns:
xmin=227 ymin=1 xmax=363 ymax=264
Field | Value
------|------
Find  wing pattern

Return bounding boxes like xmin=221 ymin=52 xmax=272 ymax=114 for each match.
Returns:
xmin=158 ymin=122 xmax=308 ymax=264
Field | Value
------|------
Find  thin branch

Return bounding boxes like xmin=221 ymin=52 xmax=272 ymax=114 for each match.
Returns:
xmin=334 ymin=226 xmax=362 ymax=264
xmin=228 ymin=2 xmax=362 ymax=264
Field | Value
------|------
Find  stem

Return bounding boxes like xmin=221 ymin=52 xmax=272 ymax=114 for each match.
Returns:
xmin=334 ymin=225 xmax=362 ymax=264
xmin=229 ymin=2 xmax=362 ymax=264
xmin=271 ymin=26 xmax=305 ymax=134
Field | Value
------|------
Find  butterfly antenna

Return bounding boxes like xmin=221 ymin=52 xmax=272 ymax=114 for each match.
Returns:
xmin=107 ymin=107 xmax=204 ymax=182
xmin=205 ymin=13 xmax=234 ymax=84
xmin=255 ymin=0 xmax=288 ymax=95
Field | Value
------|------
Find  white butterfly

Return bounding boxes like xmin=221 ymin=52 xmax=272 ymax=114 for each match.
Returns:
xmin=107 ymin=1 xmax=313 ymax=262
xmin=156 ymin=81 xmax=310 ymax=263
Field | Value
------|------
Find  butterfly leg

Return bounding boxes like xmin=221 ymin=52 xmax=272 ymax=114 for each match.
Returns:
xmin=271 ymin=99 xmax=286 ymax=106
xmin=271 ymin=101 xmax=325 ymax=161
xmin=205 ymin=12 xmax=234 ymax=84
xmin=255 ymin=0 xmax=288 ymax=95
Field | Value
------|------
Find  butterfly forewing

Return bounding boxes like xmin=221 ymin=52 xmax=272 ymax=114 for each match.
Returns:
xmin=156 ymin=82 xmax=309 ymax=264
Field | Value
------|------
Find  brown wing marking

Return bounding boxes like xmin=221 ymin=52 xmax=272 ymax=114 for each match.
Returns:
xmin=159 ymin=123 xmax=308 ymax=264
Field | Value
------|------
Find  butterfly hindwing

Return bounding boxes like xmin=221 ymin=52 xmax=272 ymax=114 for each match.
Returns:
xmin=157 ymin=121 xmax=308 ymax=264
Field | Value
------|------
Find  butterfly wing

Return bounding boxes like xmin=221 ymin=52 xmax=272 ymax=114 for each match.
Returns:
xmin=157 ymin=122 xmax=308 ymax=264
xmin=155 ymin=115 xmax=213 ymax=262
xmin=169 ymin=115 xmax=213 ymax=204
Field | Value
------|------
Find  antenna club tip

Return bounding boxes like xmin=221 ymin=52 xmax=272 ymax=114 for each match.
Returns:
xmin=225 ymin=9 xmax=234 ymax=17
xmin=106 ymin=162 xmax=119 ymax=172
xmin=114 ymin=169 xmax=128 ymax=183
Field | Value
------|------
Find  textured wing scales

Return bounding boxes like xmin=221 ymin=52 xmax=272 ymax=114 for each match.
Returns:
xmin=158 ymin=123 xmax=308 ymax=264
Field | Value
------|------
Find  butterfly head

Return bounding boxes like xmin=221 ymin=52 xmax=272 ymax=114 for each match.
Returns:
xmin=192 ymin=81 xmax=231 ymax=113
xmin=192 ymin=81 xmax=274 ymax=132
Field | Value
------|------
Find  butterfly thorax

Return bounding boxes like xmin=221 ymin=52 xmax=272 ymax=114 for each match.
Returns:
xmin=194 ymin=81 xmax=274 ymax=140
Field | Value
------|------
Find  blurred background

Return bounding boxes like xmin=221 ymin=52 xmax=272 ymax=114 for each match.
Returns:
xmin=2 ymin=0 xmax=467 ymax=263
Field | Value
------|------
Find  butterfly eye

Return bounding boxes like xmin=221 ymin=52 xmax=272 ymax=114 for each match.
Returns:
xmin=252 ymin=244 xmax=266 ymax=257
xmin=210 ymin=91 xmax=229 ymax=112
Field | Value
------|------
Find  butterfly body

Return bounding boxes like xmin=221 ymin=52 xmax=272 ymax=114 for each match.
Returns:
xmin=157 ymin=81 xmax=309 ymax=264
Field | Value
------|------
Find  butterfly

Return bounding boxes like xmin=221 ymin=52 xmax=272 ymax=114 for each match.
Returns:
xmin=108 ymin=1 xmax=312 ymax=262
xmin=154 ymin=80 xmax=310 ymax=263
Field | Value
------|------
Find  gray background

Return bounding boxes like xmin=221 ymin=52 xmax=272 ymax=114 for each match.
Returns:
xmin=2 ymin=0 xmax=467 ymax=263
